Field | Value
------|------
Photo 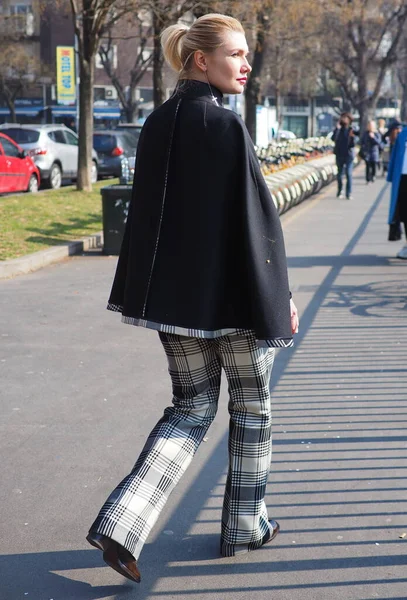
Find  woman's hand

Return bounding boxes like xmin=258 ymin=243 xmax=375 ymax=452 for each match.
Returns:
xmin=290 ymin=299 xmax=299 ymax=334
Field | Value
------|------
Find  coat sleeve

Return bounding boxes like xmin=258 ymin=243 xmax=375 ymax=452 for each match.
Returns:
xmin=386 ymin=135 xmax=400 ymax=183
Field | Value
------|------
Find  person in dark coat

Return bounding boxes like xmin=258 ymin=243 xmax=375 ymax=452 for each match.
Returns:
xmin=85 ymin=13 xmax=299 ymax=582
xmin=360 ymin=120 xmax=382 ymax=183
xmin=332 ymin=112 xmax=356 ymax=199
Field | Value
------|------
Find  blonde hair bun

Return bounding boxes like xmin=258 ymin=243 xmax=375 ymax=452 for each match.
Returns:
xmin=161 ymin=24 xmax=190 ymax=73
xmin=161 ymin=14 xmax=244 ymax=77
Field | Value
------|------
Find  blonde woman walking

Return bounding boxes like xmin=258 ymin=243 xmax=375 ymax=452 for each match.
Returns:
xmin=86 ymin=13 xmax=299 ymax=583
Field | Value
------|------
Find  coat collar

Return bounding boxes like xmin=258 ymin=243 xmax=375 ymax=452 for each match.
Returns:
xmin=174 ymin=79 xmax=224 ymax=107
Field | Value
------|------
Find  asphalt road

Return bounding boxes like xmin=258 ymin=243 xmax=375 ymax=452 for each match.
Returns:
xmin=1 ymin=168 xmax=406 ymax=600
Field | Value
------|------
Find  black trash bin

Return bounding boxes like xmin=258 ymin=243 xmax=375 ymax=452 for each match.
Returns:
xmin=100 ymin=184 xmax=132 ymax=255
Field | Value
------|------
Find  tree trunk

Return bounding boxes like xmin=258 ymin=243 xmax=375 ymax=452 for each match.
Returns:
xmin=275 ymin=85 xmax=282 ymax=134
xmin=399 ymin=33 xmax=407 ymax=122
xmin=152 ymin=10 xmax=165 ymax=108
xmin=245 ymin=18 xmax=266 ymax=143
xmin=124 ymin=103 xmax=138 ymax=123
xmin=357 ymin=95 xmax=377 ymax=134
xmin=5 ymin=98 xmax=17 ymax=123
xmin=401 ymin=82 xmax=407 ymax=122
xmin=357 ymin=104 xmax=366 ymax=135
xmin=77 ymin=58 xmax=94 ymax=191
xmin=1 ymin=87 xmax=18 ymax=123
xmin=245 ymin=78 xmax=258 ymax=143
xmin=355 ymin=68 xmax=368 ymax=133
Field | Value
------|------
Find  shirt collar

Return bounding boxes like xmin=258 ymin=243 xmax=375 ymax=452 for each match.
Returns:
xmin=174 ymin=79 xmax=224 ymax=106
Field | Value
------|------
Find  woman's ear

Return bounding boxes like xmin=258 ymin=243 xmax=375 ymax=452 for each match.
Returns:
xmin=194 ymin=50 xmax=207 ymax=72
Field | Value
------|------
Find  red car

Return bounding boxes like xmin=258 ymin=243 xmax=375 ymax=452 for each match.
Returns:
xmin=0 ymin=132 xmax=40 ymax=194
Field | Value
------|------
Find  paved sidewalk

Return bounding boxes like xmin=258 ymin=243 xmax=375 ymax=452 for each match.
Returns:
xmin=0 ymin=168 xmax=406 ymax=600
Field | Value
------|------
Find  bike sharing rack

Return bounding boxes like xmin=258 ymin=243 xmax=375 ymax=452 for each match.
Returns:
xmin=263 ymin=155 xmax=337 ymax=215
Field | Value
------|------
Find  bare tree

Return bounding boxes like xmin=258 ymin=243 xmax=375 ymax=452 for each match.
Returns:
xmin=397 ymin=22 xmax=407 ymax=122
xmin=313 ymin=0 xmax=407 ymax=131
xmin=243 ymin=8 xmax=270 ymax=141
xmin=69 ymin=1 xmax=207 ymax=190
xmin=69 ymin=0 xmax=141 ymax=190
xmin=0 ymin=4 xmax=47 ymax=123
xmin=240 ymin=1 xmax=316 ymax=141
xmin=0 ymin=46 xmax=41 ymax=122
xmin=98 ymin=13 xmax=154 ymax=123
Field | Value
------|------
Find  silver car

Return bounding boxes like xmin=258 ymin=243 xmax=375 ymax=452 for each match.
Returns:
xmin=0 ymin=124 xmax=98 ymax=189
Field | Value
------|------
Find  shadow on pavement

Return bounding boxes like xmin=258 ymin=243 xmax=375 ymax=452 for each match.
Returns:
xmin=0 ymin=550 xmax=128 ymax=599
xmin=287 ymin=254 xmax=394 ymax=268
xmin=2 ymin=179 xmax=406 ymax=599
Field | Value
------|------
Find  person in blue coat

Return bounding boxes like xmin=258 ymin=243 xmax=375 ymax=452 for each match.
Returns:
xmin=360 ymin=121 xmax=382 ymax=183
xmin=387 ymin=125 xmax=407 ymax=258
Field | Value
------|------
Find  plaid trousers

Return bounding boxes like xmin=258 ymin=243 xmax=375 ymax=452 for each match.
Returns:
xmin=89 ymin=330 xmax=275 ymax=559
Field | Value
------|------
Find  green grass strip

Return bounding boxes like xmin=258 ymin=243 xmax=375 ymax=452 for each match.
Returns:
xmin=0 ymin=180 xmax=118 ymax=260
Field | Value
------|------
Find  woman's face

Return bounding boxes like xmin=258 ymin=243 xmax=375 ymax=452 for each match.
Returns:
xmin=204 ymin=31 xmax=252 ymax=95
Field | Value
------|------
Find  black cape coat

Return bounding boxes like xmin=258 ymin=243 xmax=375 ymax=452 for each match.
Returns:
xmin=108 ymin=79 xmax=293 ymax=347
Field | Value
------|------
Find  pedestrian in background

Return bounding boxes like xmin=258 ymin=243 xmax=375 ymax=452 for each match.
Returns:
xmin=378 ymin=118 xmax=387 ymax=141
xmin=377 ymin=118 xmax=387 ymax=176
xmin=332 ymin=112 xmax=356 ymax=199
xmin=85 ymin=13 xmax=299 ymax=583
xmin=360 ymin=120 xmax=382 ymax=183
xmin=387 ymin=124 xmax=407 ymax=258
xmin=385 ymin=119 xmax=403 ymax=156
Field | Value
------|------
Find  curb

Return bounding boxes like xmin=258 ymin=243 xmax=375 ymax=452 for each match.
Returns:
xmin=0 ymin=232 xmax=103 ymax=280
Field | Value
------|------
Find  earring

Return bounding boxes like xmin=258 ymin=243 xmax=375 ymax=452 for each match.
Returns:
xmin=204 ymin=69 xmax=219 ymax=106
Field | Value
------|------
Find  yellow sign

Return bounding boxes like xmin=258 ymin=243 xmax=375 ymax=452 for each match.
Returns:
xmin=56 ymin=46 xmax=76 ymax=104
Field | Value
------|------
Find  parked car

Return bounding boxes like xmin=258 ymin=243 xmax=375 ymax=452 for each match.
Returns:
xmin=0 ymin=132 xmax=40 ymax=194
xmin=0 ymin=124 xmax=98 ymax=189
xmin=93 ymin=130 xmax=138 ymax=178
xmin=115 ymin=123 xmax=142 ymax=147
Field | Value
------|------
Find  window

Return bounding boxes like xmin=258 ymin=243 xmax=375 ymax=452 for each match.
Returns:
xmin=1 ymin=138 xmax=20 ymax=157
xmin=117 ymin=128 xmax=140 ymax=148
xmin=48 ymin=130 xmax=66 ymax=144
xmin=282 ymin=116 xmax=308 ymax=139
xmin=138 ymin=88 xmax=153 ymax=103
xmin=64 ymin=131 xmax=78 ymax=146
xmin=93 ymin=134 xmax=118 ymax=152
xmin=0 ymin=128 xmax=39 ymax=144
xmin=8 ymin=3 xmax=34 ymax=35
xmin=118 ymin=132 xmax=137 ymax=152
xmin=9 ymin=4 xmax=33 ymax=15
xmin=94 ymin=87 xmax=106 ymax=101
